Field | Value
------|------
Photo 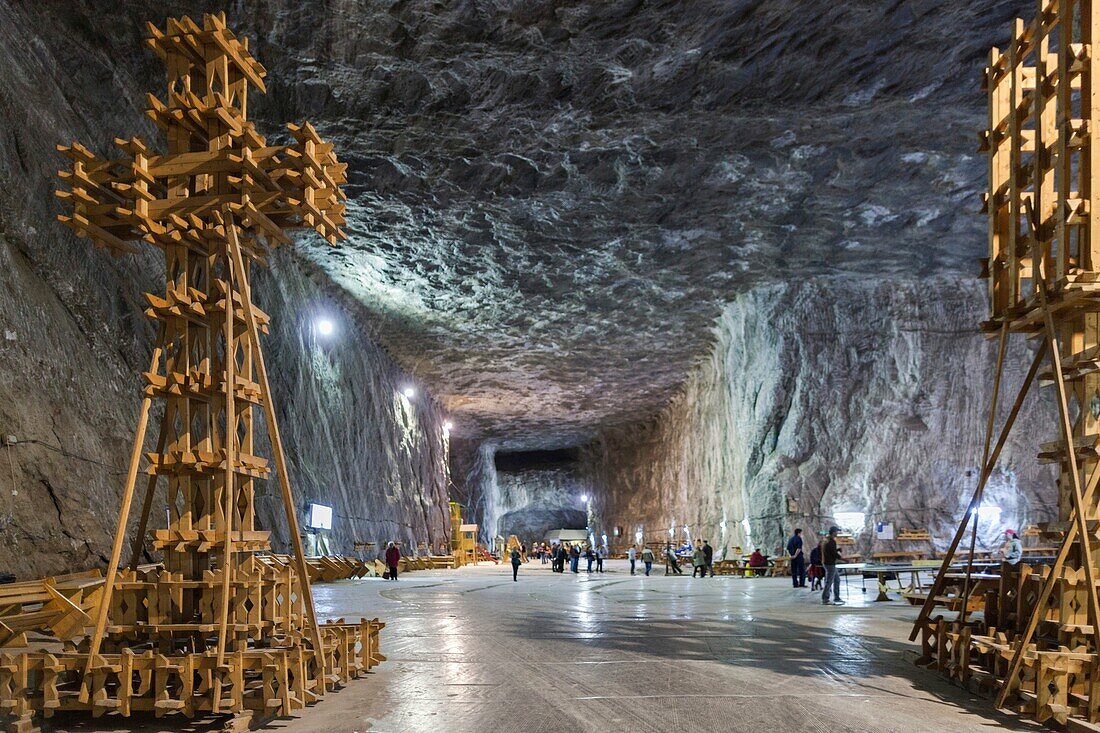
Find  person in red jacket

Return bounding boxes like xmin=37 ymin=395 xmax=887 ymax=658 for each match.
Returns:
xmin=384 ymin=541 xmax=401 ymax=581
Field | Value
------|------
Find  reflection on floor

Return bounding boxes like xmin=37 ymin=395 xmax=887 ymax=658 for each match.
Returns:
xmin=56 ymin=560 xmax=1038 ymax=733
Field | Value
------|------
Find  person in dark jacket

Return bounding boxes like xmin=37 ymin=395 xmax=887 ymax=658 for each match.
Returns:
xmin=702 ymin=540 xmax=714 ymax=577
xmin=787 ymin=528 xmax=806 ymax=588
xmin=384 ymin=541 xmax=401 ymax=581
xmin=510 ymin=547 xmax=522 ymax=581
xmin=570 ymin=544 xmax=581 ymax=573
xmin=585 ymin=546 xmax=595 ymax=573
xmin=822 ymin=526 xmax=844 ymax=605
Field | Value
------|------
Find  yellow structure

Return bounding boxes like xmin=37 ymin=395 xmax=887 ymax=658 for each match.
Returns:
xmin=449 ymin=502 xmax=479 ymax=566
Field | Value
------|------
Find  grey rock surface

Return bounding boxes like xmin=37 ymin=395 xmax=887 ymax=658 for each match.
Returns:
xmin=580 ymin=278 xmax=1056 ymax=559
xmin=1 ymin=0 xmax=1033 ymax=447
xmin=0 ymin=1 xmax=452 ymax=577
xmin=0 ymin=0 xmax=1059 ymax=575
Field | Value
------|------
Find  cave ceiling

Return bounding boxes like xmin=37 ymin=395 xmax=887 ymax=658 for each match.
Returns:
xmin=39 ymin=0 xmax=1029 ymax=448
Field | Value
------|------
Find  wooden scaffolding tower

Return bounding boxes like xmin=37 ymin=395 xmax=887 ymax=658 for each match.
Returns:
xmin=0 ymin=14 xmax=383 ymax=733
xmin=911 ymin=1 xmax=1100 ymax=725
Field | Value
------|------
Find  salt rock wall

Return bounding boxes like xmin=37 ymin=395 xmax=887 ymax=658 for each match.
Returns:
xmin=493 ymin=453 xmax=588 ymax=544
xmin=581 ymin=277 xmax=1056 ymax=559
xmin=0 ymin=2 xmax=450 ymax=577
xmin=452 ymin=444 xmax=587 ymax=544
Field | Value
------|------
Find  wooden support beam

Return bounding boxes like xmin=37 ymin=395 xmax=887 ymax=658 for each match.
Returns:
xmin=226 ymin=220 xmax=327 ymax=680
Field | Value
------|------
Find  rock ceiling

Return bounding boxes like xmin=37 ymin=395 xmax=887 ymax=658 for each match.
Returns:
xmin=41 ymin=0 xmax=1029 ymax=448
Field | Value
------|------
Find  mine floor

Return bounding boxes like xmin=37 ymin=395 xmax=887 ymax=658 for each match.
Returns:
xmin=54 ymin=560 xmax=1036 ymax=733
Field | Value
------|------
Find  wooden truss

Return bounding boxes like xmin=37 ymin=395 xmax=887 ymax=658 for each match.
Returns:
xmin=911 ymin=1 xmax=1100 ymax=726
xmin=0 ymin=13 xmax=379 ymax=733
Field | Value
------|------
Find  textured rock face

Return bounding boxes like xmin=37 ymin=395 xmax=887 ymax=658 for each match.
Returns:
xmin=581 ymin=278 xmax=1055 ymax=558
xmin=0 ymin=0 xmax=1057 ymax=573
xmin=0 ymin=3 xmax=451 ymax=578
xmin=0 ymin=0 xmax=1032 ymax=447
xmin=452 ymin=443 xmax=588 ymax=543
xmin=492 ymin=450 xmax=588 ymax=542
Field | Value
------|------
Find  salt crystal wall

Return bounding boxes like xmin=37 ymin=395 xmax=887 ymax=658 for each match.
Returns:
xmin=580 ymin=278 xmax=1055 ymax=559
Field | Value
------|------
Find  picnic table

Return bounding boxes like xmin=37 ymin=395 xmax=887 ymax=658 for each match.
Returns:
xmin=836 ymin=562 xmax=1001 ymax=602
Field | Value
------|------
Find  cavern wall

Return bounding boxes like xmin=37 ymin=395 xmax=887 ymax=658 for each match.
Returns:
xmin=493 ymin=450 xmax=588 ymax=544
xmin=581 ymin=277 xmax=1055 ymax=559
xmin=0 ymin=2 xmax=451 ymax=577
xmin=451 ymin=444 xmax=588 ymax=544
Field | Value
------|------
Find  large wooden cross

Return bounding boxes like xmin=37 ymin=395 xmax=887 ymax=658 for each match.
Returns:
xmin=54 ymin=12 xmax=347 ymax=714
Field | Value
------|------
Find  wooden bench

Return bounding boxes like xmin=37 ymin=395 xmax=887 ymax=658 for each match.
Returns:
xmin=872 ymin=551 xmax=928 ymax=563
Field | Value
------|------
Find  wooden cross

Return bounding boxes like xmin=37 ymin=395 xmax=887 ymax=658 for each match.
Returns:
xmin=53 ymin=12 xmax=347 ymax=713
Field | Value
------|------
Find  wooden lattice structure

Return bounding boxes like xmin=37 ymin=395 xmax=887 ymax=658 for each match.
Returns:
xmin=911 ymin=2 xmax=1100 ymax=726
xmin=0 ymin=14 xmax=384 ymax=733
xmin=449 ymin=502 xmax=478 ymax=567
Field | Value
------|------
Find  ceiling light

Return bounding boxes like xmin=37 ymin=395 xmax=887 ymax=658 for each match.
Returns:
xmin=402 ymin=387 xmax=415 ymax=399
xmin=316 ymin=318 xmax=334 ymax=336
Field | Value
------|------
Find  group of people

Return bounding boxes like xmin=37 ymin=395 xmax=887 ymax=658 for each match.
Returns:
xmin=653 ymin=540 xmax=716 ymax=577
xmin=784 ymin=526 xmax=847 ymax=604
xmin=543 ymin=542 xmax=609 ymax=574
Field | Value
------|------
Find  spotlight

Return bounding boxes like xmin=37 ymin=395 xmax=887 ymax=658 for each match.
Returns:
xmin=402 ymin=387 xmax=415 ymax=399
xmin=316 ymin=318 xmax=334 ymax=336
xmin=443 ymin=421 xmax=453 ymax=431
xmin=580 ymin=494 xmax=589 ymax=503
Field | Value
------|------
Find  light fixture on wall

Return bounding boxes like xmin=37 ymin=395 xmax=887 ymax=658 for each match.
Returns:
xmin=971 ymin=505 xmax=1002 ymax=522
xmin=635 ymin=529 xmax=643 ymax=543
xmin=443 ymin=421 xmax=453 ymax=431
xmin=402 ymin=387 xmax=415 ymax=399
xmin=580 ymin=494 xmax=589 ymax=503
xmin=834 ymin=511 xmax=866 ymax=533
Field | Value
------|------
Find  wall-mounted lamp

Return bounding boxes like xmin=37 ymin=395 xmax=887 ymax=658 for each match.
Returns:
xmin=834 ymin=511 xmax=866 ymax=533
xmin=971 ymin=505 xmax=1002 ymax=522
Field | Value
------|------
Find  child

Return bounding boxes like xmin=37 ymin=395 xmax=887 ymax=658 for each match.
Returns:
xmin=809 ymin=540 xmax=824 ymax=590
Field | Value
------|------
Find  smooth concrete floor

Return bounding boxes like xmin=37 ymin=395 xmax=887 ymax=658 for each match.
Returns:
xmin=58 ymin=559 xmax=1039 ymax=733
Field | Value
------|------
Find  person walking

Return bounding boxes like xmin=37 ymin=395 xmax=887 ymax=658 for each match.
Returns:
xmin=510 ymin=546 xmax=522 ymax=581
xmin=787 ymin=528 xmax=806 ymax=588
xmin=702 ymin=539 xmax=714 ymax=578
xmin=641 ymin=546 xmax=655 ymax=576
xmin=628 ymin=544 xmax=637 ymax=575
xmin=384 ymin=541 xmax=401 ymax=581
xmin=822 ymin=526 xmax=844 ymax=605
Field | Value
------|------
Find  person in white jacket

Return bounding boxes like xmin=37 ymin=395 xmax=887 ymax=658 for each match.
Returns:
xmin=1002 ymin=529 xmax=1023 ymax=565
xmin=627 ymin=545 xmax=637 ymax=575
